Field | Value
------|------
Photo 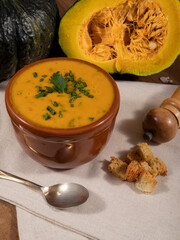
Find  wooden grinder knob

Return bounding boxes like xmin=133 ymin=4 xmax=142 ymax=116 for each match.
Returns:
xmin=143 ymin=87 xmax=180 ymax=143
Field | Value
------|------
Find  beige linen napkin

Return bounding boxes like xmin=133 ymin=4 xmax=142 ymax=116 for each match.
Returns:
xmin=17 ymin=207 xmax=88 ymax=240
xmin=0 ymin=80 xmax=180 ymax=240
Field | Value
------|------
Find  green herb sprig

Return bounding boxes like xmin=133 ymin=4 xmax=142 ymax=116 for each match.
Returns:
xmin=49 ymin=72 xmax=68 ymax=93
xmin=34 ymin=70 xmax=95 ymax=121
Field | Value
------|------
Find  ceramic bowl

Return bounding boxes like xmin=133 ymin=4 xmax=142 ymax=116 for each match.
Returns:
xmin=5 ymin=58 xmax=120 ymax=169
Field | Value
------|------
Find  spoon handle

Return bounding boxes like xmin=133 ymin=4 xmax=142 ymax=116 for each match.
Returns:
xmin=0 ymin=169 xmax=41 ymax=190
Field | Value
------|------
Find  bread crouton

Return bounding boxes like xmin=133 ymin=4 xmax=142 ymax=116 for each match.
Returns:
xmin=108 ymin=156 xmax=127 ymax=181
xmin=148 ymin=157 xmax=167 ymax=176
xmin=137 ymin=142 xmax=154 ymax=163
xmin=108 ymin=143 xmax=167 ymax=194
xmin=135 ymin=171 xmax=157 ymax=194
xmin=125 ymin=161 xmax=141 ymax=182
xmin=126 ymin=148 xmax=142 ymax=163
xmin=139 ymin=161 xmax=153 ymax=173
xmin=126 ymin=143 xmax=154 ymax=163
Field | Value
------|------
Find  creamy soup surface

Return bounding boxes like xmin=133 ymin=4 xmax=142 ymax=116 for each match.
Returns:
xmin=10 ymin=59 xmax=115 ymax=129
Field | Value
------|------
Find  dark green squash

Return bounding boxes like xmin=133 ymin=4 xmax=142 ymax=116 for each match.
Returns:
xmin=0 ymin=0 xmax=58 ymax=82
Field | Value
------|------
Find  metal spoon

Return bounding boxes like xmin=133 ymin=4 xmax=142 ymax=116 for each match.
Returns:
xmin=0 ymin=169 xmax=89 ymax=208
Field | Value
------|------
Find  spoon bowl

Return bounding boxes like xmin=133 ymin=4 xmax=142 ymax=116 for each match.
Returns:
xmin=0 ymin=169 xmax=89 ymax=208
xmin=42 ymin=183 xmax=89 ymax=208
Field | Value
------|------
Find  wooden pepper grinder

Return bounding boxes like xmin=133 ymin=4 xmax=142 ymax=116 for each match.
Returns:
xmin=143 ymin=87 xmax=180 ymax=143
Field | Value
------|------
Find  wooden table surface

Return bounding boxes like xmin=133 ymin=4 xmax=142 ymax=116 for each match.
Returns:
xmin=0 ymin=0 xmax=179 ymax=239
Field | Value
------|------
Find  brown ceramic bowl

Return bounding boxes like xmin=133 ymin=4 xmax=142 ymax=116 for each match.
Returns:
xmin=5 ymin=58 xmax=120 ymax=169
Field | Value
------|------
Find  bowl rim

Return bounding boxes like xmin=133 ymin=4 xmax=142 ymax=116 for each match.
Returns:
xmin=5 ymin=57 xmax=120 ymax=137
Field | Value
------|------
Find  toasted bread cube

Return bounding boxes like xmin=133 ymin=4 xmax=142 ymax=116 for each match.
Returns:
xmin=126 ymin=148 xmax=142 ymax=163
xmin=108 ymin=156 xmax=128 ymax=181
xmin=126 ymin=161 xmax=141 ymax=182
xmin=135 ymin=171 xmax=157 ymax=194
xmin=148 ymin=157 xmax=167 ymax=176
xmin=139 ymin=161 xmax=153 ymax=173
xmin=137 ymin=143 xmax=154 ymax=163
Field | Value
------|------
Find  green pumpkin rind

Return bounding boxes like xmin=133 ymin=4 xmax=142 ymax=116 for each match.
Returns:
xmin=59 ymin=0 xmax=180 ymax=76
xmin=0 ymin=0 xmax=58 ymax=82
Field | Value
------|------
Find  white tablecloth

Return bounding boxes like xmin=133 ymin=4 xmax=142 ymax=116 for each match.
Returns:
xmin=0 ymin=80 xmax=180 ymax=240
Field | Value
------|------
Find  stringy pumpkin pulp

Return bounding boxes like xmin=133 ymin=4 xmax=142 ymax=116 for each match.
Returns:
xmin=79 ymin=0 xmax=168 ymax=62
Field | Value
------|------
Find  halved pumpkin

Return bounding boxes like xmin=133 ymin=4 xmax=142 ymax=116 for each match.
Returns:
xmin=59 ymin=0 xmax=180 ymax=76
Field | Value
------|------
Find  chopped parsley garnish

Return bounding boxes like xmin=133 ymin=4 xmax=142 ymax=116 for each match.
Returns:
xmin=69 ymin=70 xmax=74 ymax=80
xmin=35 ymin=92 xmax=47 ymax=98
xmin=33 ymin=72 xmax=38 ymax=77
xmin=88 ymin=117 xmax=94 ymax=121
xmin=47 ymin=106 xmax=56 ymax=115
xmin=43 ymin=113 xmax=50 ymax=120
xmin=88 ymin=95 xmax=94 ymax=98
xmin=34 ymin=70 xmax=95 ymax=121
xmin=35 ymin=85 xmax=42 ymax=90
xmin=52 ymin=101 xmax=58 ymax=107
xmin=45 ymin=86 xmax=54 ymax=93
xmin=59 ymin=111 xmax=63 ymax=118
xmin=69 ymin=95 xmax=81 ymax=103
xmin=69 ymin=119 xmax=75 ymax=128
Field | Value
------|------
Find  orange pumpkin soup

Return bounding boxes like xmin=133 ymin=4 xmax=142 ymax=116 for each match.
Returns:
xmin=9 ymin=59 xmax=115 ymax=129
